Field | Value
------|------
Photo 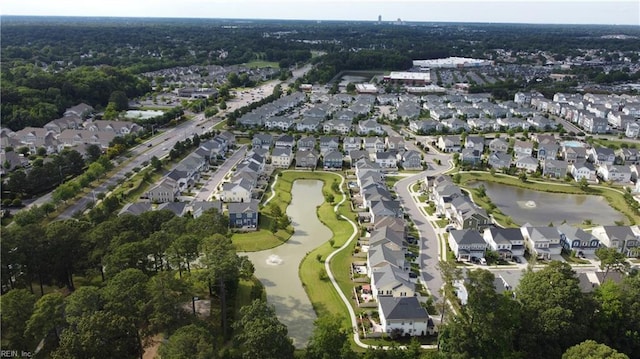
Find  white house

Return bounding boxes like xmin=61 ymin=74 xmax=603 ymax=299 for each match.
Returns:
xmin=378 ymin=296 xmax=434 ymax=337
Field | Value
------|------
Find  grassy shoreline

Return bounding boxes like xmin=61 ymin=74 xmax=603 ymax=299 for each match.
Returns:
xmin=457 ymin=171 xmax=638 ymax=226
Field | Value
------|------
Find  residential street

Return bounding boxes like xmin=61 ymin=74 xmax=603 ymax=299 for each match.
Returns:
xmin=190 ymin=145 xmax=247 ymax=202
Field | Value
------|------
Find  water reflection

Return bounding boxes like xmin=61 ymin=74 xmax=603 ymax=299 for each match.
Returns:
xmin=244 ymin=180 xmax=332 ymax=348
xmin=477 ymin=181 xmax=625 ymax=226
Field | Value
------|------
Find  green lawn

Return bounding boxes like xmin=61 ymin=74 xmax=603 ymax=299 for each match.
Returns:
xmin=590 ymin=137 xmax=638 ymax=150
xmin=435 ymin=219 xmax=449 ymax=228
xmin=276 ymin=171 xmax=361 ymax=332
xmin=384 ymin=176 xmax=402 ymax=188
xmin=232 ymin=228 xmax=291 ymax=252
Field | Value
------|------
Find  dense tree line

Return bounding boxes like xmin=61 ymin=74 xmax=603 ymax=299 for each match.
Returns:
xmin=438 ymin=262 xmax=640 ymax=359
xmin=1 ymin=64 xmax=150 ymax=130
xmin=2 ymin=147 xmax=104 ymax=201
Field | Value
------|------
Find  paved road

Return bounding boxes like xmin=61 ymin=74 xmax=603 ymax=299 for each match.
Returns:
xmin=57 ymin=114 xmax=221 ymax=219
xmin=382 ymin=125 xmax=453 ymax=303
xmin=191 ymin=145 xmax=247 ymax=202
xmin=26 ymin=64 xmax=314 ymax=219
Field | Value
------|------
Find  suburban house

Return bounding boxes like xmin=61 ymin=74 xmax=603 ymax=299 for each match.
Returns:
xmin=251 ymin=133 xmax=273 ymax=150
xmin=297 ymin=136 xmax=316 ymax=151
xmin=358 ymin=119 xmax=384 ymax=135
xmin=85 ymin=120 xmax=142 ymax=136
xmin=520 ymin=224 xmax=563 ymax=260
xmin=557 ymin=224 xmax=600 ymax=256
xmin=264 ymin=116 xmax=294 ymax=131
xmin=228 ymin=200 xmax=259 ymax=230
xmin=343 ymin=136 xmax=362 ymax=151
xmin=616 ymin=148 xmax=639 ymax=164
xmin=448 ymin=197 xmax=492 ymax=231
xmin=319 ymin=136 xmax=340 ymax=154
xmin=597 ymin=164 xmax=632 ymax=183
xmin=323 ymin=150 xmax=344 ymax=170
xmin=156 ymin=202 xmax=188 ymax=217
xmin=537 ymin=143 xmax=559 ymax=161
xmin=375 ymin=151 xmax=398 ymax=169
xmin=483 ymin=227 xmax=526 ymax=259
xmin=386 ymin=136 xmax=406 ymax=151
xmin=370 ymin=263 xmax=413 ymax=298
xmin=363 ymin=137 xmax=385 ymax=153
xmin=271 ymin=147 xmax=293 ymax=168
xmin=145 ymin=178 xmax=178 ymax=203
xmin=515 ymin=156 xmax=539 ymax=173
xmin=543 ymin=159 xmax=568 ymax=178
xmin=488 ymin=138 xmax=509 ymax=153
xmin=488 ymin=152 xmax=512 ymax=170
xmin=460 ymin=148 xmax=482 ymax=165
xmin=437 ymin=135 xmax=462 ymax=153
xmin=588 ymin=147 xmax=616 ymax=166
xmin=570 ymin=161 xmax=597 ymax=182
xmin=562 ymin=145 xmax=587 ymax=163
xmin=221 ymin=179 xmax=253 ymax=203
xmin=513 ymin=140 xmax=534 ymax=159
xmin=409 ymin=119 xmax=441 ymax=133
xmin=465 ymin=136 xmax=485 ymax=152
xmin=274 ymin=134 xmax=295 ymax=148
xmin=448 ymin=229 xmax=488 ymax=261
xmin=296 ymin=117 xmax=321 ymax=132
xmin=591 ymin=226 xmax=639 ymax=257
xmin=378 ymin=296 xmax=434 ymax=337
xmin=295 ymin=150 xmax=319 ymax=168
xmin=401 ymin=150 xmax=422 ymax=170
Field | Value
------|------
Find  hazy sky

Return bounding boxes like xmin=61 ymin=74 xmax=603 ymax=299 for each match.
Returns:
xmin=2 ymin=0 xmax=639 ymax=25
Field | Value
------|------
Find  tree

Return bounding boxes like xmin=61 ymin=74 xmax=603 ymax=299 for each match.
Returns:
xmin=85 ymin=144 xmax=102 ymax=163
xmin=439 ymin=269 xmax=522 ymax=359
xmin=102 ymin=269 xmax=149 ymax=356
xmin=516 ymin=261 xmax=591 ymax=359
xmin=346 ymin=82 xmax=356 ymax=93
xmin=579 ymin=177 xmax=589 ymax=191
xmin=233 ymin=299 xmax=295 ymax=359
xmin=64 ymin=286 xmax=104 ymax=325
xmin=200 ymin=234 xmax=239 ymax=339
xmin=45 ymin=219 xmax=92 ymax=290
xmin=159 ymin=324 xmax=216 ymax=359
xmin=109 ymin=90 xmax=129 ymax=111
xmin=103 ymin=102 xmax=119 ymax=120
xmin=150 ymin=155 xmax=163 ymax=171
xmin=595 ymin=247 xmax=629 ymax=279
xmin=518 ymin=171 xmax=528 ymax=182
xmin=52 ymin=311 xmax=141 ymax=359
xmin=25 ymin=292 xmax=65 ymax=344
xmin=562 ymin=340 xmax=629 ymax=359
xmin=305 ymin=315 xmax=356 ymax=359
xmin=0 ymin=289 xmax=37 ymax=349
xmin=147 ymin=271 xmax=191 ymax=334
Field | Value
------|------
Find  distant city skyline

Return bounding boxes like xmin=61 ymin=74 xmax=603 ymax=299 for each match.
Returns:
xmin=2 ymin=0 xmax=639 ymax=26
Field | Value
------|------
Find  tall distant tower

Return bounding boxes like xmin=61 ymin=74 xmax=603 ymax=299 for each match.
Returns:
xmin=378 ymin=15 xmax=382 ymax=23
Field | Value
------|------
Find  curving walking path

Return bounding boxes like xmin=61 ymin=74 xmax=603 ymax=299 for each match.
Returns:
xmin=321 ymin=172 xmax=438 ymax=350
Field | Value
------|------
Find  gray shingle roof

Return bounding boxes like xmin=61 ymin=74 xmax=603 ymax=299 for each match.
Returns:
xmin=379 ymin=296 xmax=429 ymax=320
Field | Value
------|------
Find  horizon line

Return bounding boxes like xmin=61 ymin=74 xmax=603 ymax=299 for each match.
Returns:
xmin=1 ymin=14 xmax=638 ymax=27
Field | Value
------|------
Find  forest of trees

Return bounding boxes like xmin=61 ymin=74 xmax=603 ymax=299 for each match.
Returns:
xmin=437 ymin=262 xmax=640 ymax=359
xmin=2 ymin=16 xmax=640 ymax=358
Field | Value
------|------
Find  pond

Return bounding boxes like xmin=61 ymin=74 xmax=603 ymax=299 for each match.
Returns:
xmin=244 ymin=180 xmax=332 ymax=348
xmin=124 ymin=110 xmax=163 ymax=120
xmin=476 ymin=181 xmax=625 ymax=226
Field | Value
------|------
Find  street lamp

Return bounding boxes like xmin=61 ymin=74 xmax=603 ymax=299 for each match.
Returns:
xmin=192 ymin=296 xmax=199 ymax=316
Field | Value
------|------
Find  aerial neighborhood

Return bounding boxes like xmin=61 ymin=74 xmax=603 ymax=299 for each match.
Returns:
xmin=2 ymin=15 xmax=640 ymax=359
